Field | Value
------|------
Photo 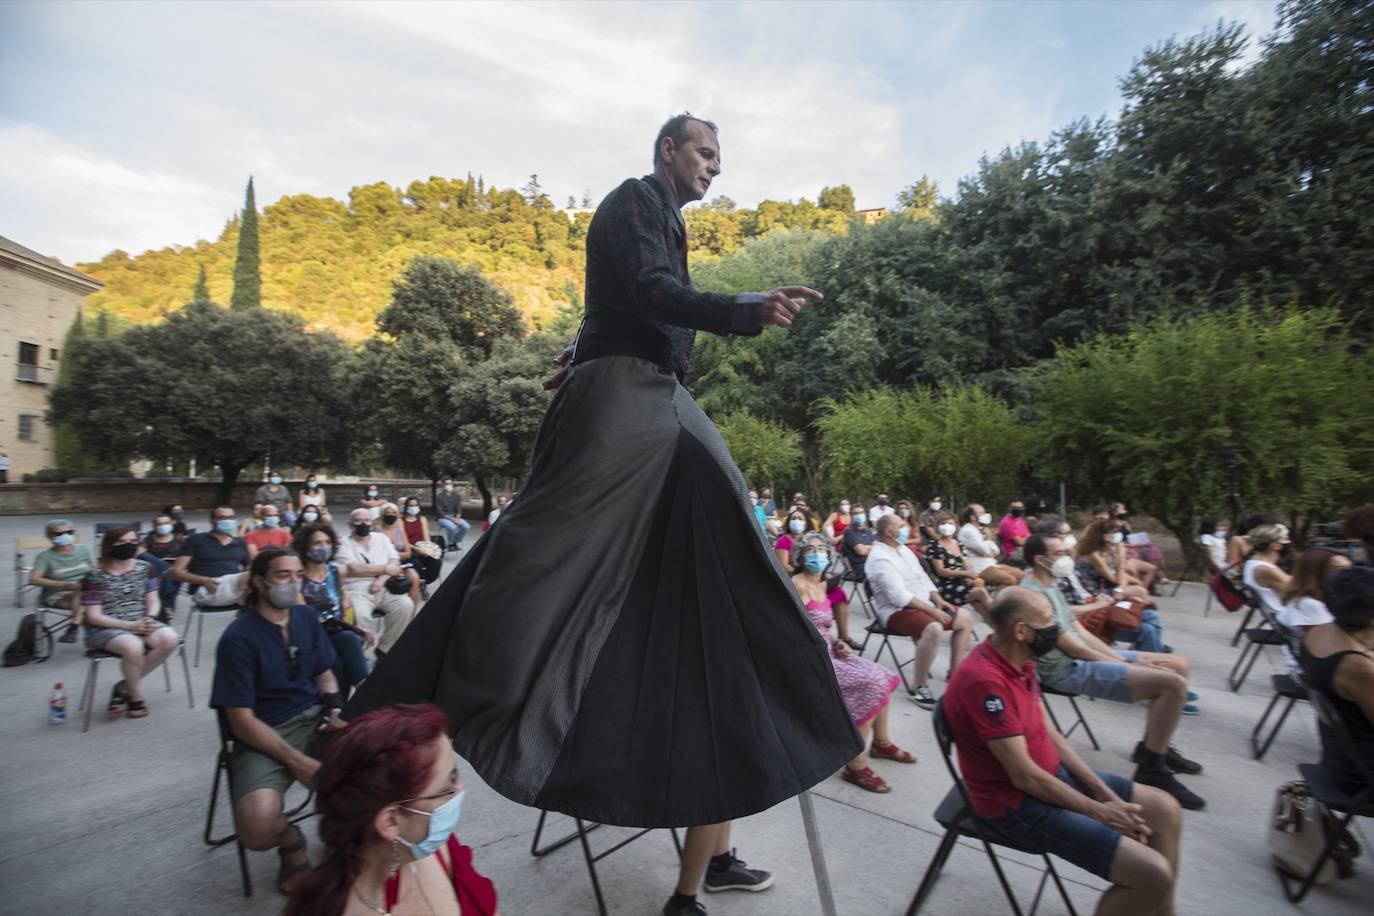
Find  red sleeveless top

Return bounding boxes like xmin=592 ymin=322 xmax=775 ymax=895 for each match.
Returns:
xmin=384 ymin=835 xmax=497 ymax=915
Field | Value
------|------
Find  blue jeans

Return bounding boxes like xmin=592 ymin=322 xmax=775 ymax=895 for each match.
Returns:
xmin=141 ymin=553 xmax=180 ymax=614
xmin=329 ymin=629 xmax=370 ymax=696
xmin=1117 ymin=608 xmax=1164 ymax=653
xmin=984 ymin=766 xmax=1135 ymax=880
xmin=437 ymin=516 xmax=470 ymax=548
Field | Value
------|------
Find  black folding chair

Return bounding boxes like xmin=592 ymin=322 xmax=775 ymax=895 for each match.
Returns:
xmin=1277 ymin=689 xmax=1374 ymax=902
xmin=1040 ymin=683 xmax=1100 ymax=751
xmin=907 ymin=702 xmax=1079 ymax=915
xmin=860 ymin=619 xmax=915 ymax=695
xmin=1251 ymin=673 xmax=1308 ymax=761
xmin=1228 ymin=594 xmax=1286 ymax=693
xmin=530 ymin=811 xmax=682 ymax=916
xmin=204 ymin=710 xmax=314 ymax=897
xmin=1231 ymin=586 xmax=1262 ymax=647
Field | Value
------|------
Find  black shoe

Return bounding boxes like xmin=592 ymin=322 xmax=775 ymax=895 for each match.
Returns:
xmin=703 ymin=850 xmax=774 ymax=893
xmin=1131 ymin=742 xmax=1203 ymax=775
xmin=662 ymin=898 xmax=707 ymax=916
xmin=908 ymin=685 xmax=936 ymax=710
xmin=58 ymin=624 xmax=79 ymax=644
xmin=1133 ymin=766 xmax=1206 ymax=810
xmin=840 ymin=636 xmax=864 ymax=652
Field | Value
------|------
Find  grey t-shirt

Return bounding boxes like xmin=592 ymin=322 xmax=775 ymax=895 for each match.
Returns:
xmin=1024 ymin=578 xmax=1082 ymax=686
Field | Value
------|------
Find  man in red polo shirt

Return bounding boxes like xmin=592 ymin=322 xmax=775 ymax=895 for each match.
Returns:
xmin=945 ymin=588 xmax=1183 ymax=916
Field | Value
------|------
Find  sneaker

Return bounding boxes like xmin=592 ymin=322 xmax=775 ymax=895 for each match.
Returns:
xmin=662 ymin=898 xmax=707 ymax=916
xmin=1133 ymin=766 xmax=1206 ymax=810
xmin=703 ymin=850 xmax=774 ymax=893
xmin=58 ymin=624 xmax=79 ymax=644
xmin=908 ymin=686 xmax=936 ymax=709
xmin=1181 ymin=702 xmax=1200 ymax=716
xmin=1187 ymin=690 xmax=1198 ymax=702
xmin=1131 ymin=742 xmax=1203 ymax=775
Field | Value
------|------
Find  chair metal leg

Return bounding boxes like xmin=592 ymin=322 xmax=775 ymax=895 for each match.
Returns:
xmin=530 ymin=810 xmax=604 ymax=857
xmin=180 ymin=642 xmax=195 ymax=707
xmin=1042 ymin=856 xmax=1078 ymax=916
xmin=798 ymin=790 xmax=837 ymax=916
xmin=1278 ymin=809 xmax=1358 ymax=903
xmin=1066 ymin=696 xmax=1100 ymax=751
xmin=906 ymin=826 xmax=959 ymax=915
xmin=1203 ymin=584 xmax=1214 ymax=617
xmin=1231 ymin=606 xmax=1257 ymax=646
xmin=1251 ymin=694 xmax=1299 ymax=761
xmin=876 ymin=636 xmax=913 ymax=694
xmin=80 ymin=657 xmax=100 ymax=733
xmin=193 ymin=608 xmax=205 ymax=667
xmin=164 ymin=656 xmax=173 ymax=692
xmin=980 ymin=839 xmax=1026 ymax=916
xmin=1228 ymin=640 xmax=1265 ymax=692
xmin=573 ymin=818 xmax=609 ymax=916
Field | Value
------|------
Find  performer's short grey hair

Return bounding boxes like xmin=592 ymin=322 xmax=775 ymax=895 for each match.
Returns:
xmin=653 ymin=112 xmax=719 ymax=166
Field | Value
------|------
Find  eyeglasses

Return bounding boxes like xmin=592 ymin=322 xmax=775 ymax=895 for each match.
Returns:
xmin=398 ymin=768 xmax=463 ymax=809
xmin=52 ymin=531 xmax=74 ymax=537
xmin=285 ymin=645 xmax=301 ymax=680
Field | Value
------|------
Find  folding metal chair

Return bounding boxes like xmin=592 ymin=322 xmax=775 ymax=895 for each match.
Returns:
xmin=1251 ymin=673 xmax=1308 ymax=761
xmin=860 ymin=619 xmax=915 ymax=694
xmin=530 ymin=811 xmax=682 ymax=916
xmin=907 ymin=702 xmax=1079 ymax=915
xmin=1228 ymin=596 xmax=1287 ymax=693
xmin=1040 ymin=683 xmax=1100 ymax=751
xmin=75 ymin=637 xmax=194 ymax=732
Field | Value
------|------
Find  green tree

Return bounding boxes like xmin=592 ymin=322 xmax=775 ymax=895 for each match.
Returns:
xmin=1030 ymin=305 xmax=1374 ymax=561
xmin=379 ymin=256 xmax=524 ymax=356
xmin=230 ymin=177 xmax=262 ymax=310
xmin=49 ymin=299 xmax=352 ymax=501
xmin=713 ymin=411 xmax=803 ymax=489
xmin=192 ymin=264 xmax=210 ymax=302
xmin=817 ymin=184 xmax=856 ymax=212
xmin=895 ymin=175 xmax=939 ymax=218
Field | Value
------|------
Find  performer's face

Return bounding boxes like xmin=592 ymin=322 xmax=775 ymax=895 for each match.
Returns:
xmin=662 ymin=120 xmax=721 ymax=206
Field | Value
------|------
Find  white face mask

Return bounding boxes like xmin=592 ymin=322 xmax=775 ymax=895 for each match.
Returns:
xmin=937 ymin=523 xmax=956 ymax=537
xmin=839 ymin=503 xmax=850 ymax=513
xmin=1063 ymin=534 xmax=1078 ymax=550
xmin=1050 ymin=556 xmax=1076 ymax=579
xmin=1107 ymin=532 xmax=1124 ymax=545
xmin=977 ymin=513 xmax=992 ymax=525
xmin=929 ymin=502 xmax=942 ymax=511
xmin=406 ymin=506 xmax=421 ymax=516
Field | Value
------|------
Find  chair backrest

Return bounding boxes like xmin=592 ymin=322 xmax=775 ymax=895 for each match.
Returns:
xmin=1307 ymin=679 xmax=1374 ymax=791
xmin=932 ymin=701 xmax=978 ymax=813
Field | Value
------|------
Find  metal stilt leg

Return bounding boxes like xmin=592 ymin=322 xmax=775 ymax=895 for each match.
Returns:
xmin=797 ymin=790 xmax=837 ymax=916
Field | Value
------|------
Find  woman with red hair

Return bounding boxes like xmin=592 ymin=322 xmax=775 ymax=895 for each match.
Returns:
xmin=285 ymin=703 xmax=498 ymax=916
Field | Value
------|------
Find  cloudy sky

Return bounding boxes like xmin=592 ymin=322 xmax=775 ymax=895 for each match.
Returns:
xmin=1 ymin=0 xmax=1278 ymax=266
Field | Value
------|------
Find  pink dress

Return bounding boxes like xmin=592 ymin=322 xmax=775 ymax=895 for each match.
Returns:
xmin=807 ymin=588 xmax=900 ymax=727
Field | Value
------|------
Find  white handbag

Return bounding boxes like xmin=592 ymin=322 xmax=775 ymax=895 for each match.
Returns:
xmin=1268 ymin=781 xmax=1356 ymax=884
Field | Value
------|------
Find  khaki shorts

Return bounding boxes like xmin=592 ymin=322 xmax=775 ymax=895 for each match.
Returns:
xmin=228 ymin=706 xmax=326 ymax=802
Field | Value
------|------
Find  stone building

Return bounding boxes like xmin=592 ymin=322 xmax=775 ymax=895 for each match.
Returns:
xmin=0 ymin=235 xmax=103 ymax=481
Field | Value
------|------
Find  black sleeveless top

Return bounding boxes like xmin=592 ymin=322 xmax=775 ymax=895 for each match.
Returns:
xmin=1299 ymin=643 xmax=1374 ymax=793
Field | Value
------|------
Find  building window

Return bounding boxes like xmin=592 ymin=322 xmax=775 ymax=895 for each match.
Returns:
xmin=18 ymin=341 xmax=38 ymax=366
xmin=18 ymin=412 xmax=40 ymax=441
xmin=50 ymin=348 xmax=60 ymax=361
xmin=15 ymin=341 xmax=51 ymax=384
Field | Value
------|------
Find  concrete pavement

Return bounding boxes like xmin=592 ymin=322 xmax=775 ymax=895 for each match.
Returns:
xmin=1 ymin=510 xmax=1370 ymax=915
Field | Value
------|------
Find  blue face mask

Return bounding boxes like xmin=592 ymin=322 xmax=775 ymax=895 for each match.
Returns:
xmin=896 ymin=527 xmax=911 ymax=545
xmin=51 ymin=533 xmax=75 ymax=547
xmin=155 ymin=523 xmax=174 ymax=535
xmin=853 ymin=514 xmax=867 ymax=526
xmin=216 ymin=519 xmax=238 ymax=535
xmin=269 ymin=476 xmax=282 ymax=486
xmin=802 ymin=553 xmax=828 ymax=574
xmin=788 ymin=520 xmax=805 ymax=535
xmin=399 ymin=790 xmax=464 ymax=859
xmin=263 ymin=516 xmax=280 ymax=528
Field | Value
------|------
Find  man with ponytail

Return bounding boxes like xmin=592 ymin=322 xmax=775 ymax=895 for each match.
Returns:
xmin=210 ymin=547 xmax=345 ymax=892
xmin=285 ymin=703 xmax=498 ymax=916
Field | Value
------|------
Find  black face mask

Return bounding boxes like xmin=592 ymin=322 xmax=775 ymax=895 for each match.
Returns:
xmin=1028 ymin=622 xmax=1061 ymax=657
xmin=108 ymin=543 xmax=138 ymax=561
xmin=1010 ymin=507 xmax=1025 ymax=517
xmin=381 ymin=515 xmax=398 ymax=525
xmin=352 ymin=523 xmax=372 ymax=538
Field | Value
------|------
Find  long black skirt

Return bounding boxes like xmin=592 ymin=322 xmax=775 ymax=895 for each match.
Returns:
xmin=344 ymin=355 xmax=862 ymax=827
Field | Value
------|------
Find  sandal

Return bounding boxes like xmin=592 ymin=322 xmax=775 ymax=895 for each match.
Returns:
xmin=277 ymin=825 xmax=310 ymax=893
xmin=841 ymin=765 xmax=891 ymax=793
xmin=126 ymin=698 xmax=148 ymax=719
xmin=107 ymin=683 xmax=128 ymax=719
xmin=871 ymin=740 xmax=917 ymax=764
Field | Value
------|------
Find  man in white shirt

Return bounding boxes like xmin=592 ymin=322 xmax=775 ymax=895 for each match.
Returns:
xmin=869 ymin=492 xmax=895 ymax=524
xmin=487 ymin=494 xmax=510 ymax=526
xmin=866 ymin=513 xmax=976 ymax=708
xmin=334 ymin=508 xmax=414 ymax=655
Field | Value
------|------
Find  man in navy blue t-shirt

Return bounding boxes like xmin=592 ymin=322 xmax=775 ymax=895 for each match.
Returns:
xmin=210 ymin=547 xmax=343 ymax=892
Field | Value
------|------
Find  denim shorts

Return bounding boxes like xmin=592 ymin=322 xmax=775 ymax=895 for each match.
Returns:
xmin=1048 ymin=651 xmax=1138 ymax=703
xmin=984 ymin=766 xmax=1135 ymax=879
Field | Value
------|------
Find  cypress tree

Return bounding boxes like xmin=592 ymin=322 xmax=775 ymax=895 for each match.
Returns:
xmin=192 ymin=263 xmax=210 ymax=302
xmin=230 ymin=177 xmax=261 ymax=310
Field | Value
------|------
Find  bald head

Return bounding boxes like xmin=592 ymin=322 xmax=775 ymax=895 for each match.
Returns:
xmin=876 ymin=513 xmax=904 ymax=538
xmin=989 ymin=586 xmax=1054 ymax=634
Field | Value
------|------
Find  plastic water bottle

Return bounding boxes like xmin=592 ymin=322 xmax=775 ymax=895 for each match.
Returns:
xmin=49 ymin=682 xmax=67 ymax=725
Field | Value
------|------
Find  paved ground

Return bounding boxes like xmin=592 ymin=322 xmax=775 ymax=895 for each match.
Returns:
xmin=2 ymin=510 xmax=1371 ymax=916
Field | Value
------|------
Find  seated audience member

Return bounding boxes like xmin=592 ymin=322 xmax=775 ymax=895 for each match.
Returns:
xmin=82 ymin=526 xmax=180 ymax=719
xmin=297 ymin=474 xmax=331 ymax=526
xmin=791 ymin=536 xmax=911 ymax=793
xmin=774 ymin=508 xmax=809 ymax=575
xmin=1344 ymin=505 xmax=1374 ymax=565
xmin=822 ymin=498 xmax=854 ymax=546
xmin=1109 ymin=503 xmax=1162 ymax=592
xmin=1242 ymin=524 xmax=1292 ymax=617
xmin=487 ymin=494 xmax=509 ymax=527
xmin=1023 ymin=535 xmax=1205 ymax=809
xmin=866 ymin=514 xmax=976 ymax=709
xmin=257 ymin=470 xmax=297 ymax=528
xmin=869 ymin=492 xmax=895 ymax=525
xmin=29 ymin=518 xmax=96 ymax=643
xmin=246 ymin=505 xmax=293 ymax=558
xmin=210 ymin=548 xmax=345 ymax=892
xmin=1228 ymin=512 xmax=1282 ymax=573
xmin=917 ymin=493 xmax=944 ymax=543
xmin=958 ymin=504 xmax=1023 ymax=587
xmin=238 ymin=502 xmax=266 ymax=538
xmin=790 ymin=494 xmax=822 ymax=533
xmin=1299 ymin=566 xmax=1374 ymax=795
xmin=360 ymin=485 xmax=385 ymax=520
xmin=142 ymin=512 xmax=186 ymax=621
xmin=433 ymin=476 xmax=470 ymax=552
xmin=1277 ymin=547 xmax=1350 ymax=675
xmin=173 ymin=506 xmax=251 ymax=606
xmin=163 ymin=503 xmax=189 ymax=537
xmin=335 ymin=509 xmax=414 ymax=657
xmin=402 ymin=497 xmax=443 ymax=591
xmin=294 ymin=503 xmax=324 ymax=531
xmin=893 ymin=498 xmax=918 ymax=535
xmin=841 ymin=506 xmax=875 ymax=579
xmin=758 ymin=486 xmax=777 ymax=519
xmin=283 ymin=704 xmax=499 ymax=916
xmin=945 ymin=587 xmax=1183 ymax=916
xmin=1038 ymin=516 xmax=1165 ymax=655
xmin=1198 ymin=517 xmax=1231 ymax=574
xmin=377 ymin=503 xmax=423 ymax=608
xmin=748 ymin=488 xmax=770 ymax=534
xmin=926 ymin=511 xmax=992 ymax=620
xmin=1076 ymin=519 xmax=1148 ymax=597
xmin=997 ymin=499 xmax=1031 ymax=563
xmin=294 ymin=524 xmax=373 ymax=697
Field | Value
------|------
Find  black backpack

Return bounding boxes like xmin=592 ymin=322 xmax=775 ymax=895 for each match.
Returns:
xmin=3 ymin=614 xmax=41 ymax=667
